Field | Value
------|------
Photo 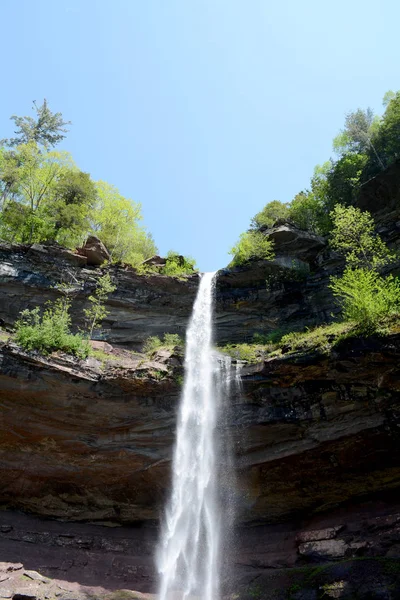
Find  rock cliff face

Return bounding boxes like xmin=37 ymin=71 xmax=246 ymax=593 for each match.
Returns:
xmin=1 ymin=167 xmax=400 ymax=599
xmin=0 ymin=229 xmax=337 ymax=349
xmin=0 ymin=243 xmax=198 ymax=348
xmin=0 ymin=331 xmax=399 ymax=597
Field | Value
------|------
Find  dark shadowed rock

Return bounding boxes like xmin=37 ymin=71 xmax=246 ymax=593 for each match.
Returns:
xmin=358 ymin=159 xmax=400 ymax=217
xmin=142 ymin=255 xmax=167 ymax=267
xmin=77 ymin=236 xmax=110 ymax=266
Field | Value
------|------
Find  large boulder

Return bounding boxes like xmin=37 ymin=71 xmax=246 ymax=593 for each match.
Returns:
xmin=78 ymin=236 xmax=110 ymax=266
xmin=142 ymin=255 xmax=167 ymax=267
xmin=263 ymin=222 xmax=326 ymax=264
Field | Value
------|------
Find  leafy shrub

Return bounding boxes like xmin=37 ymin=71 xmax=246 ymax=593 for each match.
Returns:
xmin=250 ymin=200 xmax=290 ymax=230
xmin=253 ymin=329 xmax=295 ymax=344
xmin=84 ymin=273 xmax=116 ymax=338
xmin=163 ymin=333 xmax=184 ymax=347
xmin=288 ymin=191 xmax=328 ymax=234
xmin=219 ymin=343 xmax=266 ymax=363
xmin=161 ymin=251 xmax=197 ymax=277
xmin=229 ymin=231 xmax=274 ymax=267
xmin=143 ymin=333 xmax=184 ymax=355
xmin=276 ymin=322 xmax=356 ymax=354
xmin=15 ymin=299 xmax=90 ymax=358
xmin=330 ymin=268 xmax=400 ymax=331
xmin=330 ymin=205 xmax=393 ymax=270
xmin=142 ymin=336 xmax=162 ymax=354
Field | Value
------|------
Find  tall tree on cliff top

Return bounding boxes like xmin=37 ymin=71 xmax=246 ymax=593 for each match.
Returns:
xmin=1 ymin=99 xmax=70 ymax=148
xmin=333 ymin=108 xmax=384 ymax=169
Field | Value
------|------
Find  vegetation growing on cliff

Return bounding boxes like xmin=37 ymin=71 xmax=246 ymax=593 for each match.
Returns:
xmin=228 ymin=230 xmax=274 ymax=267
xmin=14 ymin=273 xmax=116 ymax=358
xmin=329 ymin=205 xmax=400 ymax=332
xmin=160 ymin=252 xmax=197 ymax=277
xmin=229 ymin=89 xmax=400 ymax=261
xmin=143 ymin=333 xmax=184 ymax=355
xmin=0 ymin=100 xmax=189 ymax=271
xmin=15 ymin=300 xmax=90 ymax=358
xmin=84 ymin=274 xmax=116 ymax=338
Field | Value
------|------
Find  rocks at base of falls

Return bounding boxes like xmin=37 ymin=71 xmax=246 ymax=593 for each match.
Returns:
xmin=0 ymin=501 xmax=399 ymax=598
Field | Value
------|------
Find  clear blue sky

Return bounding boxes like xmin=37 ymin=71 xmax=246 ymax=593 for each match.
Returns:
xmin=1 ymin=0 xmax=399 ymax=271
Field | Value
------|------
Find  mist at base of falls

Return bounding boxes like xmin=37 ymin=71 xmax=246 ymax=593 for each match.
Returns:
xmin=156 ymin=272 xmax=239 ymax=600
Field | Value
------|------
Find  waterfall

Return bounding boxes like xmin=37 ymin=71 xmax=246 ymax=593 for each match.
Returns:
xmin=157 ymin=272 xmax=235 ymax=600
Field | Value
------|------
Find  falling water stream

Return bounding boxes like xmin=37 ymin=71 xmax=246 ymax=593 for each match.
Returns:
xmin=157 ymin=272 xmax=234 ymax=600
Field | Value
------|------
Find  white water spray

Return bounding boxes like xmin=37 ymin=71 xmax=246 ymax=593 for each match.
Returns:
xmin=157 ymin=272 xmax=231 ymax=600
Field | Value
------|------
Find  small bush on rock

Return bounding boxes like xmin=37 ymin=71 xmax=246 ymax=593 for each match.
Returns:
xmin=161 ymin=251 xmax=197 ymax=277
xmin=229 ymin=231 xmax=274 ymax=267
xmin=15 ymin=299 xmax=90 ymax=358
xmin=330 ymin=268 xmax=400 ymax=331
xmin=143 ymin=333 xmax=184 ymax=355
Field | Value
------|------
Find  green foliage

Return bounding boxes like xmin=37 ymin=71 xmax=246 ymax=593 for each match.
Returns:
xmin=229 ymin=231 xmax=274 ymax=267
xmin=163 ymin=333 xmax=184 ymax=347
xmin=47 ymin=169 xmax=98 ymax=246
xmin=175 ymin=374 xmax=184 ymax=386
xmin=0 ymin=328 xmax=10 ymax=343
xmin=0 ymin=142 xmax=76 ymax=243
xmin=330 ymin=205 xmax=393 ymax=270
xmin=83 ymin=274 xmax=116 ymax=338
xmin=161 ymin=251 xmax=197 ymax=277
xmin=330 ymin=268 xmax=400 ymax=332
xmin=329 ymin=204 xmax=400 ymax=332
xmin=143 ymin=333 xmax=184 ymax=355
xmin=15 ymin=299 xmax=90 ymax=358
xmin=219 ymin=342 xmax=269 ymax=363
xmin=232 ymin=88 xmax=400 ymax=247
xmin=1 ymin=99 xmax=71 ymax=148
xmin=382 ymin=90 xmax=396 ymax=108
xmin=332 ymin=107 xmax=379 ymax=156
xmin=250 ymin=200 xmax=290 ymax=230
xmin=325 ymin=153 xmax=368 ymax=211
xmin=277 ymin=321 xmax=355 ymax=354
xmin=288 ymin=191 xmax=327 ymax=234
xmin=0 ymin=102 xmax=162 ymax=268
xmin=91 ymin=181 xmax=157 ymax=267
xmin=362 ymin=90 xmax=400 ymax=180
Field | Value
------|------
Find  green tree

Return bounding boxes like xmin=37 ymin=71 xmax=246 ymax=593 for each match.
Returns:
xmin=250 ymin=200 xmax=290 ymax=230
xmin=362 ymin=91 xmax=400 ymax=181
xmin=91 ymin=181 xmax=157 ymax=266
xmin=229 ymin=231 xmax=274 ymax=267
xmin=0 ymin=142 xmax=74 ymax=242
xmin=382 ymin=90 xmax=396 ymax=108
xmin=1 ymin=99 xmax=70 ymax=148
xmin=329 ymin=205 xmax=399 ymax=331
xmin=45 ymin=169 xmax=98 ymax=246
xmin=288 ymin=191 xmax=327 ymax=234
xmin=84 ymin=273 xmax=116 ymax=338
xmin=333 ymin=108 xmax=383 ymax=167
xmin=0 ymin=148 xmax=20 ymax=210
xmin=325 ymin=153 xmax=367 ymax=210
xmin=161 ymin=251 xmax=197 ymax=276
xmin=330 ymin=205 xmax=393 ymax=270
